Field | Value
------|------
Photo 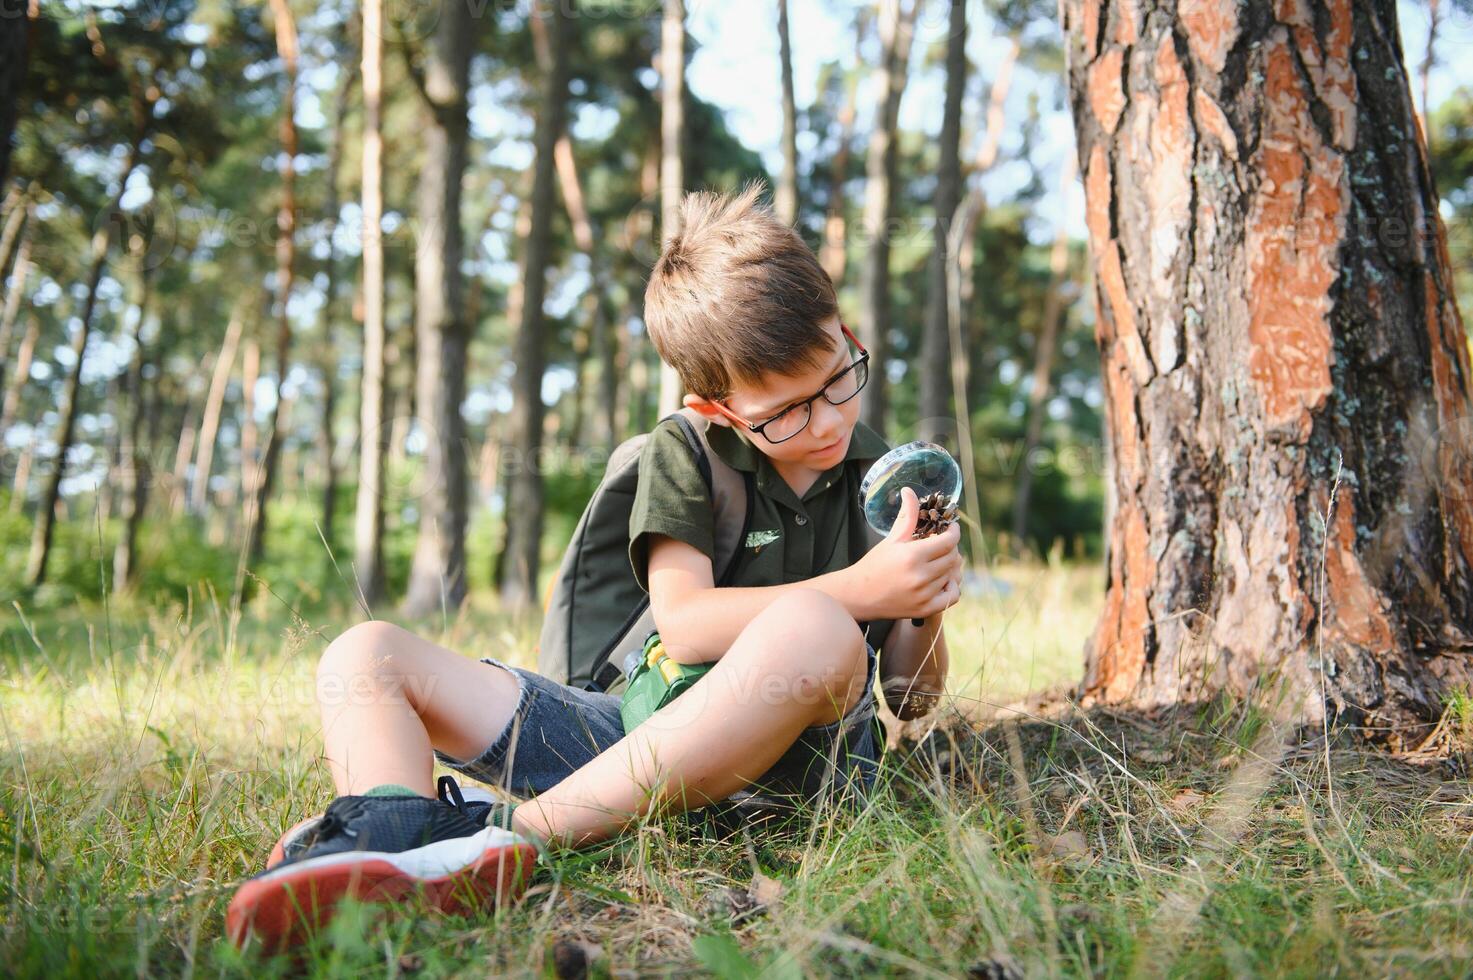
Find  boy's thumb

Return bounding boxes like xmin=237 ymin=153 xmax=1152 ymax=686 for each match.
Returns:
xmin=886 ymin=486 xmax=920 ymax=542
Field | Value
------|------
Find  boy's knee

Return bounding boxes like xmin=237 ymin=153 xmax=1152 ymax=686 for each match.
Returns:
xmin=763 ymin=590 xmax=867 ymax=715
xmin=317 ymin=620 xmax=409 ymax=695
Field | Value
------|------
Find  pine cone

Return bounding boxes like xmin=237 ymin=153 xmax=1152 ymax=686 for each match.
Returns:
xmin=912 ymin=491 xmax=959 ymax=539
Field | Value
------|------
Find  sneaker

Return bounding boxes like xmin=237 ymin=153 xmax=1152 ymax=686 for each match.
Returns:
xmin=264 ymin=782 xmax=513 ymax=869
xmin=227 ymin=777 xmax=535 ymax=952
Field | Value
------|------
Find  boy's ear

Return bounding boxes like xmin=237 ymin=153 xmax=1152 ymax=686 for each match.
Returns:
xmin=682 ymin=393 xmax=732 ymax=426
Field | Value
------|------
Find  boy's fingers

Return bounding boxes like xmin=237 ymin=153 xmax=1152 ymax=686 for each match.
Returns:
xmin=886 ymin=486 xmax=920 ymax=542
xmin=915 ymin=527 xmax=960 ymax=559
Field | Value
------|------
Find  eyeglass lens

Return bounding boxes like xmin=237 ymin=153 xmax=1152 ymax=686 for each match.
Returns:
xmin=762 ymin=358 xmax=869 ymax=443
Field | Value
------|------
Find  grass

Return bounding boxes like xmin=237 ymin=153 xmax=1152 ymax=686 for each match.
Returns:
xmin=2 ymin=564 xmax=1471 ymax=977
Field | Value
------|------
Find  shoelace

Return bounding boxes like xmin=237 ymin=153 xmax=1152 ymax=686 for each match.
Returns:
xmin=303 ymin=796 xmax=368 ymax=849
xmin=437 ymin=775 xmax=472 ymax=813
xmin=438 ymin=775 xmax=519 ymax=833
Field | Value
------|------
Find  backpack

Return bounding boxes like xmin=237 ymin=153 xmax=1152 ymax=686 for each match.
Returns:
xmin=536 ymin=408 xmax=755 ymax=692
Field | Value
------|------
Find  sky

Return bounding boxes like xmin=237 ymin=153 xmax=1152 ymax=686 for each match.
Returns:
xmin=682 ymin=0 xmax=1470 ymax=242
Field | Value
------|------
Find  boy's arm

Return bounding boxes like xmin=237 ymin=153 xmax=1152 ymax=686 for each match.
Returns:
xmin=878 ymin=615 xmax=949 ymax=720
xmin=645 ymin=534 xmax=871 ymax=663
xmin=647 ymin=495 xmax=963 ymax=665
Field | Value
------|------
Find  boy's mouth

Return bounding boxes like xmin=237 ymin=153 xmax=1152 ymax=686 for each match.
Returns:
xmin=811 ymin=433 xmax=848 ymax=458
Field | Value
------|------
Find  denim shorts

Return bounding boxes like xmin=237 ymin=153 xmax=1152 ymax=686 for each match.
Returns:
xmin=434 ymin=643 xmax=881 ymax=806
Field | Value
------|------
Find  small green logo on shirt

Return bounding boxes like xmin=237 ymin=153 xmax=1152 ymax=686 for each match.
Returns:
xmin=744 ymin=529 xmax=781 ymax=552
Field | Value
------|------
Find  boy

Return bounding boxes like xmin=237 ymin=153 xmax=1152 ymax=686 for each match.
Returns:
xmin=226 ymin=183 xmax=962 ymax=950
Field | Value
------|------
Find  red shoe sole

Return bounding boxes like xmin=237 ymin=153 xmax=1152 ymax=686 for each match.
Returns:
xmin=226 ymin=834 xmax=537 ymax=953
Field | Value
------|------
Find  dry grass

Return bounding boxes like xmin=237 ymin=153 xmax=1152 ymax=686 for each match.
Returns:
xmin=1 ymin=568 xmax=1470 ymax=977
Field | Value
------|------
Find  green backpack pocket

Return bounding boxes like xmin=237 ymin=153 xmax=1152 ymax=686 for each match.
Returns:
xmin=619 ymin=632 xmax=713 ymax=731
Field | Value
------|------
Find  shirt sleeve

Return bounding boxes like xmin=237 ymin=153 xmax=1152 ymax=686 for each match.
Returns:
xmin=628 ymin=419 xmax=717 ymax=593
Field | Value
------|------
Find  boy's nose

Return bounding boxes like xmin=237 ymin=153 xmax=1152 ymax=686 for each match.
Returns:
xmin=809 ymin=399 xmax=842 ymax=441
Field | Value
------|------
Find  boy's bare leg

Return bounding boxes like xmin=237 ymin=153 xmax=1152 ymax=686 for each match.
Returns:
xmin=512 ymin=588 xmax=868 ymax=847
xmin=313 ymin=588 xmax=867 ymax=847
xmin=315 ymin=622 xmax=522 ymax=796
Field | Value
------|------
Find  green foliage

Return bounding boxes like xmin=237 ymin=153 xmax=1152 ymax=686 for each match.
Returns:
xmin=1429 ymin=86 xmax=1473 ymax=328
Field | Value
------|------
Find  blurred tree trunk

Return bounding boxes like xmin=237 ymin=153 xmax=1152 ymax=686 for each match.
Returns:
xmin=1064 ymin=0 xmax=1473 ymax=743
xmin=167 ymin=364 xmax=205 ymax=515
xmin=354 ymin=0 xmax=390 ymax=606
xmin=502 ymin=0 xmax=572 ymax=609
xmin=0 ymin=309 xmax=37 ymax=440
xmin=112 ymin=264 xmax=154 ymax=590
xmin=0 ymin=0 xmax=28 ymax=189
xmin=622 ymin=139 xmax=661 ymax=438
xmin=0 ymin=186 xmax=26 ymax=285
xmin=26 ymin=73 xmax=149 ymax=585
xmin=190 ymin=305 xmax=243 ymax=515
xmin=774 ymin=0 xmax=798 ymax=226
xmin=403 ymin=0 xmax=475 ymax=618
xmin=819 ymin=15 xmax=865 ymax=286
xmin=9 ymin=432 xmax=31 ymax=513
xmin=953 ymin=36 xmax=1019 ymax=313
xmin=919 ymin=0 xmax=966 ymax=442
xmin=0 ymin=198 xmax=33 ymax=423
xmin=1419 ymin=0 xmax=1440 ymax=125
xmin=655 ymin=0 xmax=684 ymax=417
xmin=245 ymin=0 xmax=300 ymax=564
xmin=239 ymin=336 xmax=260 ymax=509
xmin=315 ymin=59 xmax=355 ymax=557
xmin=1012 ymin=155 xmax=1077 ymax=549
xmin=857 ymin=0 xmax=915 ymax=437
xmin=546 ymin=89 xmax=616 ymax=451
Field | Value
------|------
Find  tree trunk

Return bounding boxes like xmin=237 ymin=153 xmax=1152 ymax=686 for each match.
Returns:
xmin=1063 ymin=0 xmax=1473 ymax=743
xmin=1012 ymin=154 xmax=1078 ymax=549
xmin=403 ymin=0 xmax=475 ymax=618
xmin=857 ymin=0 xmax=915 ymax=437
xmin=0 ymin=184 xmax=28 ymax=286
xmin=0 ymin=309 xmax=37 ymax=440
xmin=1419 ymin=0 xmax=1440 ymax=126
xmin=246 ymin=0 xmax=300 ymax=564
xmin=819 ymin=17 xmax=865 ymax=286
xmin=316 ymin=59 xmax=356 ymax=557
xmin=544 ymin=99 xmax=616 ymax=452
xmin=167 ymin=367 xmax=205 ymax=516
xmin=775 ymin=0 xmax=799 ymax=226
xmin=239 ymin=336 xmax=260 ymax=508
xmin=112 ymin=266 xmax=154 ymax=590
xmin=0 ymin=0 xmax=27 ymax=189
xmin=656 ymin=0 xmax=685 ymax=417
xmin=9 ymin=431 xmax=32 ymax=513
xmin=952 ymin=35 xmax=1019 ymax=313
xmin=919 ymin=0 xmax=966 ymax=443
xmin=0 ymin=198 xmax=33 ymax=422
xmin=501 ymin=0 xmax=571 ymax=610
xmin=354 ymin=0 xmax=390 ymax=606
xmin=190 ymin=306 xmax=243 ymax=515
xmin=26 ymin=132 xmax=145 ymax=586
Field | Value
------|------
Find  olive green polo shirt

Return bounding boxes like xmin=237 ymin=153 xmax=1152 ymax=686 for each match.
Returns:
xmin=628 ymin=417 xmax=896 ymax=651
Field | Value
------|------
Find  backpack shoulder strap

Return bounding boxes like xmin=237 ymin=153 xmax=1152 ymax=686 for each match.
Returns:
xmin=583 ymin=411 xmax=752 ymax=692
xmin=668 ymin=408 xmax=752 ymax=586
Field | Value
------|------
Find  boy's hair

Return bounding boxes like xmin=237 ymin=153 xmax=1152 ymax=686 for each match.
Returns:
xmin=643 ymin=182 xmax=839 ymax=402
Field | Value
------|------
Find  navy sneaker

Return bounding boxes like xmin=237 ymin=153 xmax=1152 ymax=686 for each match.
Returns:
xmin=265 ymin=780 xmax=515 ymax=869
xmin=227 ymin=777 xmax=535 ymax=952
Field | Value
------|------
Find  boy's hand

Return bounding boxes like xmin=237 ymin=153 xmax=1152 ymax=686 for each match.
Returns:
xmin=846 ymin=487 xmax=963 ymax=621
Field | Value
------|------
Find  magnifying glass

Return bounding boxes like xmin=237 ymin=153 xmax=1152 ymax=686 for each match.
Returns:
xmin=859 ymin=441 xmax=963 ymax=626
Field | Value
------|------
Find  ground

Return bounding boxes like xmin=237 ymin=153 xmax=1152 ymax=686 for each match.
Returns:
xmin=2 ymin=562 xmax=1470 ymax=976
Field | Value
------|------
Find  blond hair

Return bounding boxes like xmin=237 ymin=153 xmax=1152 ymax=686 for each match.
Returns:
xmin=643 ymin=182 xmax=839 ymax=401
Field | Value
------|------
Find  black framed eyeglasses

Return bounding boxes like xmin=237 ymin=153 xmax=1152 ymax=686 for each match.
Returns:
xmin=710 ymin=322 xmax=870 ymax=444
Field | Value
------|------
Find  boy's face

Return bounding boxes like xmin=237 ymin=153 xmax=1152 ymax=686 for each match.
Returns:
xmin=686 ymin=315 xmax=862 ymax=470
